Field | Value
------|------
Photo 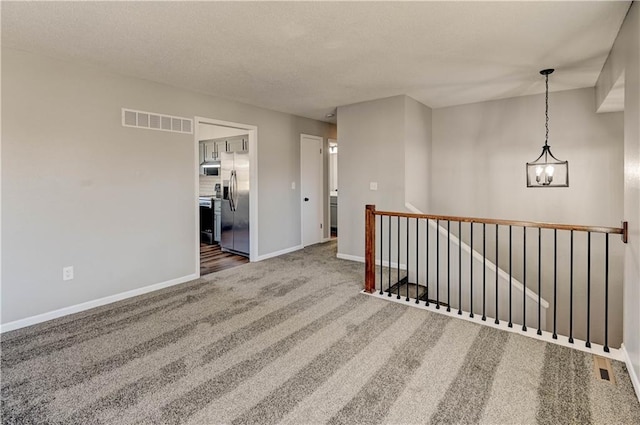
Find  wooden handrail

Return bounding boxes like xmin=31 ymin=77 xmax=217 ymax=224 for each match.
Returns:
xmin=369 ymin=206 xmax=628 ymax=241
xmin=363 ymin=204 xmax=628 ymax=352
xmin=364 ymin=205 xmax=376 ymax=293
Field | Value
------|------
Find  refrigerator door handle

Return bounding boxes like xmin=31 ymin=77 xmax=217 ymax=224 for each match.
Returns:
xmin=230 ymin=170 xmax=237 ymax=212
xmin=228 ymin=172 xmax=233 ymax=211
xmin=232 ymin=170 xmax=239 ymax=211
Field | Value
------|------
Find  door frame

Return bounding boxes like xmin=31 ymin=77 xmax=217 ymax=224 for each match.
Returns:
xmin=327 ymin=138 xmax=337 ymax=240
xmin=194 ymin=117 xmax=258 ymax=274
xmin=300 ymin=134 xmax=324 ymax=247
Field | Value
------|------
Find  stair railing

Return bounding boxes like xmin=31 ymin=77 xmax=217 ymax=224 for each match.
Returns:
xmin=364 ymin=204 xmax=628 ymax=353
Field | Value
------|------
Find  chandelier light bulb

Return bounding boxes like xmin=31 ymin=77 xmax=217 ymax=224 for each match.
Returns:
xmin=545 ymin=165 xmax=555 ymax=177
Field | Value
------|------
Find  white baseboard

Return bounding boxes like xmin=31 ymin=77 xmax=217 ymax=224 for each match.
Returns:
xmin=256 ymin=245 xmax=303 ymax=262
xmin=0 ymin=273 xmax=198 ymax=333
xmin=362 ymin=290 xmax=624 ymax=362
xmin=336 ymin=253 xmax=408 ymax=270
xmin=621 ymin=344 xmax=640 ymax=403
xmin=336 ymin=252 xmax=364 ymax=263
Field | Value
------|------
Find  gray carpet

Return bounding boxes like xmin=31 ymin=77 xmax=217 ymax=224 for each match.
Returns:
xmin=2 ymin=241 xmax=639 ymax=424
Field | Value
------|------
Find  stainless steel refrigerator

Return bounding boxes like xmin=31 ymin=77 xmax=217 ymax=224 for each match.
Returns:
xmin=220 ymin=150 xmax=250 ymax=257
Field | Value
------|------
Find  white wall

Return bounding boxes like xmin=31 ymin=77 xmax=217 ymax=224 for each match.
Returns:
xmin=1 ymin=48 xmax=335 ymax=325
xmin=337 ymin=95 xmax=433 ymax=259
xmin=337 ymin=95 xmax=408 ymax=259
xmin=431 ymin=87 xmax=624 ymax=346
xmin=404 ymin=96 xmax=432 ymax=213
xmin=596 ymin=2 xmax=640 ymax=395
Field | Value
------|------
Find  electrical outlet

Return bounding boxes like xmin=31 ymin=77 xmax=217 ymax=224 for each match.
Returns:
xmin=63 ymin=266 xmax=74 ymax=281
xmin=370 ymin=182 xmax=378 ymax=190
xmin=291 ymin=182 xmax=296 ymax=190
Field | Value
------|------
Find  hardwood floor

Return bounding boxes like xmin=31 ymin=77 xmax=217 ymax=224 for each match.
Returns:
xmin=200 ymin=243 xmax=249 ymax=276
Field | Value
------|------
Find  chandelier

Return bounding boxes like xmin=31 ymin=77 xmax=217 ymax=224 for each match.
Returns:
xmin=526 ymin=69 xmax=569 ymax=187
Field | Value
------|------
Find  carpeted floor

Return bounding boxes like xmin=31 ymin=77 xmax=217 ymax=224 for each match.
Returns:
xmin=2 ymin=241 xmax=639 ymax=424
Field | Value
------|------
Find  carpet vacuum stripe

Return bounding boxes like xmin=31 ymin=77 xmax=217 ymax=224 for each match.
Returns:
xmin=1 ymin=241 xmax=639 ymax=425
xmin=63 ymin=293 xmax=364 ymax=425
xmin=229 ymin=302 xmax=408 ymax=425
xmin=327 ymin=313 xmax=450 ymax=424
xmin=155 ymin=295 xmax=369 ymax=424
xmin=428 ymin=326 xmax=510 ymax=424
xmin=536 ymin=344 xmax=592 ymax=424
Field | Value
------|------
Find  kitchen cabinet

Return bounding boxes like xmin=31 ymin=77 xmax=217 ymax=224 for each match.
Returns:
xmin=199 ymin=140 xmax=219 ymax=162
xmin=199 ymin=141 xmax=221 ymax=176
xmin=205 ymin=141 xmax=219 ymax=161
xmin=215 ymin=140 xmax=227 ymax=156
xmin=226 ymin=138 xmax=248 ymax=153
xmin=200 ymin=198 xmax=222 ymax=244
xmin=216 ymin=138 xmax=248 ymax=153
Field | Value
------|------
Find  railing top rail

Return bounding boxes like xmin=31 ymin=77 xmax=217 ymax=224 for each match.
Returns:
xmin=367 ymin=205 xmax=627 ymax=238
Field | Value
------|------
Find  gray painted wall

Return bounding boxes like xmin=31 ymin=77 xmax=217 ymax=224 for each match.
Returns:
xmin=337 ymin=96 xmax=407 ymax=259
xmin=1 ymin=48 xmax=335 ymax=324
xmin=404 ymin=96 xmax=432 ymax=213
xmin=336 ymin=86 xmax=624 ymax=345
xmin=337 ymin=95 xmax=433 ymax=259
xmin=431 ymin=87 xmax=624 ymax=346
xmin=597 ymin=2 xmax=640 ymax=390
xmin=431 ymin=88 xmax=623 ymax=223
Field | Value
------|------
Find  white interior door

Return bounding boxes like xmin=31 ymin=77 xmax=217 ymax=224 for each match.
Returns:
xmin=301 ymin=134 xmax=323 ymax=247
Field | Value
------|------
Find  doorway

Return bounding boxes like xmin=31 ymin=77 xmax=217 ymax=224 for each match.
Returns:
xmin=300 ymin=134 xmax=324 ymax=247
xmin=195 ymin=117 xmax=258 ymax=277
xmin=328 ymin=139 xmax=338 ymax=238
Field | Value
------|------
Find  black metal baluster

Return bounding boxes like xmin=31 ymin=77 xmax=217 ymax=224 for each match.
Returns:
xmin=447 ymin=221 xmax=451 ymax=312
xmin=482 ymin=223 xmax=486 ymax=321
xmin=388 ymin=216 xmax=392 ymax=297
xmin=406 ymin=217 xmax=410 ymax=302
xmin=379 ymin=215 xmax=384 ymax=295
xmin=537 ymin=228 xmax=542 ymax=336
xmin=495 ymin=224 xmax=499 ymax=325
xmin=569 ymin=230 xmax=574 ymax=343
xmin=458 ymin=221 xmax=462 ymax=315
xmin=416 ymin=218 xmax=420 ymax=304
xmin=397 ymin=216 xmax=401 ymax=300
xmin=426 ymin=219 xmax=430 ymax=306
xmin=586 ymin=232 xmax=591 ymax=348
xmin=552 ymin=229 xmax=557 ymax=339
xmin=508 ymin=225 xmax=513 ymax=328
xmin=436 ymin=219 xmax=440 ymax=309
xmin=470 ymin=222 xmax=474 ymax=318
xmin=523 ymin=227 xmax=527 ymax=332
xmin=604 ymin=234 xmax=610 ymax=353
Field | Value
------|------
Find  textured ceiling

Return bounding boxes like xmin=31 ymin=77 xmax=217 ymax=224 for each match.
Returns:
xmin=1 ymin=1 xmax=630 ymax=122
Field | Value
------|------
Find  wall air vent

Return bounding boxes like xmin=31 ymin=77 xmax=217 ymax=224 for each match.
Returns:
xmin=121 ymin=108 xmax=193 ymax=135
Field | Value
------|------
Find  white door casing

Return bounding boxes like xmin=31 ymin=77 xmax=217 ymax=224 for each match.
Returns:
xmin=301 ymin=134 xmax=323 ymax=247
xmin=194 ymin=117 xmax=258 ymax=273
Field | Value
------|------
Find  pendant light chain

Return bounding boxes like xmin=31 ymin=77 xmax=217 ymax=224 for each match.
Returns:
xmin=545 ymin=73 xmax=549 ymax=147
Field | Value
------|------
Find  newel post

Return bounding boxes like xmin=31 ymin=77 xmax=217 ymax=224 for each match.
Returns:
xmin=365 ymin=204 xmax=376 ymax=293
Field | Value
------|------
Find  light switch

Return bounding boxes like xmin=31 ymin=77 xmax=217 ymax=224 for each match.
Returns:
xmin=370 ymin=182 xmax=378 ymax=191
xmin=291 ymin=182 xmax=296 ymax=190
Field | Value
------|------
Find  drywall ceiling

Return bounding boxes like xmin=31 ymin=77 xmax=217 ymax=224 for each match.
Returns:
xmin=1 ymin=1 xmax=630 ymax=122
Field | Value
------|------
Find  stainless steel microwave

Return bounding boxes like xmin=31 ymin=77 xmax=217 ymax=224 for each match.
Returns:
xmin=201 ymin=161 xmax=220 ymax=176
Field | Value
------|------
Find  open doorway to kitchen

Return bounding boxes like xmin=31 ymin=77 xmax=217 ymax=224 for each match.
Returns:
xmin=328 ymin=139 xmax=338 ymax=239
xmin=195 ymin=117 xmax=258 ymax=276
